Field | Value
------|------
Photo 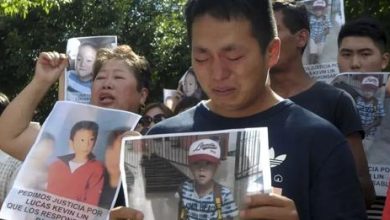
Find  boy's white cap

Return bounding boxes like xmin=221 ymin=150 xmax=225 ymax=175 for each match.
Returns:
xmin=188 ymin=139 xmax=221 ymax=164
xmin=362 ymin=76 xmax=379 ymax=88
xmin=313 ymin=0 xmax=326 ymax=8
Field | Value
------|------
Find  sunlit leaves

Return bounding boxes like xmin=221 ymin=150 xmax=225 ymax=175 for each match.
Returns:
xmin=0 ymin=0 xmax=71 ymax=18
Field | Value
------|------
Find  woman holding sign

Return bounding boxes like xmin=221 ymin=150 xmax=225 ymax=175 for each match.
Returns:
xmin=0 ymin=45 xmax=149 ymax=217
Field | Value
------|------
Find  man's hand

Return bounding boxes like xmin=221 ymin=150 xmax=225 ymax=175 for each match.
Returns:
xmin=239 ymin=193 xmax=299 ymax=220
xmin=33 ymin=51 xmax=68 ymax=85
xmin=109 ymin=206 xmax=144 ymax=220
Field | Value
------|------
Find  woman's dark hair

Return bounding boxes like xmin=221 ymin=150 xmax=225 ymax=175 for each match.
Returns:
xmin=144 ymin=102 xmax=174 ymax=118
xmin=93 ymin=45 xmax=151 ymax=91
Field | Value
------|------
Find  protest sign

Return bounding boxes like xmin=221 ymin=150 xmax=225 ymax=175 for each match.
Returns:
xmin=332 ymin=72 xmax=390 ymax=196
xmin=120 ymin=128 xmax=271 ymax=220
xmin=63 ymin=36 xmax=117 ymax=104
xmin=0 ymin=101 xmax=140 ymax=220
xmin=298 ymin=0 xmax=345 ymax=83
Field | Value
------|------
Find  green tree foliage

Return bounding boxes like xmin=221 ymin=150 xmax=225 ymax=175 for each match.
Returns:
xmin=0 ymin=0 xmax=189 ymax=122
xmin=1 ymin=0 xmax=390 ymax=122
xmin=0 ymin=0 xmax=71 ymax=18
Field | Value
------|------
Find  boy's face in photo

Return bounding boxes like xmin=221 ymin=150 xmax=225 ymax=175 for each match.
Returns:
xmin=338 ymin=36 xmax=390 ymax=73
xmin=191 ymin=14 xmax=279 ymax=117
xmin=362 ymin=86 xmax=378 ymax=100
xmin=76 ymin=45 xmax=97 ymax=81
xmin=190 ymin=160 xmax=218 ymax=186
xmin=70 ymin=129 xmax=96 ymax=159
xmin=313 ymin=7 xmax=324 ymax=17
xmin=183 ymin=73 xmax=198 ymax=97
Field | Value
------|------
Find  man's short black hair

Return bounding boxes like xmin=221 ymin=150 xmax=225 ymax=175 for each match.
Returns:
xmin=184 ymin=0 xmax=277 ymax=54
xmin=273 ymin=1 xmax=309 ymax=53
xmin=273 ymin=1 xmax=309 ymax=34
xmin=338 ymin=17 xmax=388 ymax=53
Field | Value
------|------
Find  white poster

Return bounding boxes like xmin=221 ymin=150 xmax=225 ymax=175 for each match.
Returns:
xmin=298 ymin=0 xmax=345 ymax=83
xmin=332 ymin=72 xmax=390 ymax=196
xmin=64 ymin=36 xmax=117 ymax=104
xmin=163 ymin=88 xmax=179 ymax=110
xmin=163 ymin=67 xmax=206 ymax=111
xmin=120 ymin=128 xmax=271 ymax=220
xmin=0 ymin=101 xmax=140 ymax=220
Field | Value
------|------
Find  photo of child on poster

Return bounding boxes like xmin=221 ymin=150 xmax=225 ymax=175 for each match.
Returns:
xmin=46 ymin=120 xmax=104 ymax=206
xmin=0 ymin=101 xmax=140 ymax=220
xmin=178 ymin=67 xmax=204 ymax=100
xmin=331 ymin=72 xmax=390 ymax=196
xmin=120 ymin=128 xmax=271 ymax=220
xmin=177 ymin=138 xmax=238 ymax=220
xmin=297 ymin=0 xmax=345 ymax=83
xmin=357 ymin=76 xmax=385 ymax=138
xmin=64 ymin=36 xmax=117 ymax=104
xmin=163 ymin=67 xmax=205 ymax=112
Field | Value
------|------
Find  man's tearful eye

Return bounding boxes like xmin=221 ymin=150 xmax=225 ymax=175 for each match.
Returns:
xmin=194 ymin=56 xmax=209 ymax=63
xmin=227 ymin=55 xmax=244 ymax=61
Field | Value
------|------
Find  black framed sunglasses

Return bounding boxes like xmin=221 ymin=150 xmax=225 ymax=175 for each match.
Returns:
xmin=138 ymin=114 xmax=166 ymax=127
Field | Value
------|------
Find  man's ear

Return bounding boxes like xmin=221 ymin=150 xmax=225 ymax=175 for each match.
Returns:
xmin=296 ymin=29 xmax=310 ymax=50
xmin=267 ymin=37 xmax=281 ymax=68
xmin=381 ymin=52 xmax=390 ymax=70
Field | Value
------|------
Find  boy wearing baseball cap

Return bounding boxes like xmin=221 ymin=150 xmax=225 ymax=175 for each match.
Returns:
xmin=357 ymin=75 xmax=385 ymax=139
xmin=308 ymin=0 xmax=331 ymax=64
xmin=178 ymin=138 xmax=238 ymax=220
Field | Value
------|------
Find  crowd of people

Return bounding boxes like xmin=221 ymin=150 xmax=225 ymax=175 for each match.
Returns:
xmin=0 ymin=0 xmax=390 ymax=219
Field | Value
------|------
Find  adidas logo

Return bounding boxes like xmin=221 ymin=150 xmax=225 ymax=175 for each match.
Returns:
xmin=269 ymin=147 xmax=286 ymax=168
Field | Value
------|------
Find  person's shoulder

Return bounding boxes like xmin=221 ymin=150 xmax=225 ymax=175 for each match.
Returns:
xmin=147 ymin=104 xmax=199 ymax=135
xmin=89 ymin=158 xmax=104 ymax=165
xmin=218 ymin=184 xmax=233 ymax=194
xmin=313 ymin=82 xmax=355 ymax=102
xmin=314 ymin=81 xmax=346 ymax=93
xmin=88 ymin=158 xmax=105 ymax=169
xmin=181 ymin=180 xmax=194 ymax=192
xmin=286 ymin=104 xmax=352 ymax=161
xmin=286 ymin=101 xmax=343 ymax=136
xmin=67 ymin=70 xmax=78 ymax=79
xmin=285 ymin=99 xmax=320 ymax=118
xmin=57 ymin=153 xmax=73 ymax=160
xmin=67 ymin=70 xmax=83 ymax=89
xmin=49 ymin=158 xmax=66 ymax=168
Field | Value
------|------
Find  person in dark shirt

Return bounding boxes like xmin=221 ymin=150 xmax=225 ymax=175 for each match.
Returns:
xmin=270 ymin=1 xmax=374 ymax=207
xmin=147 ymin=0 xmax=366 ymax=219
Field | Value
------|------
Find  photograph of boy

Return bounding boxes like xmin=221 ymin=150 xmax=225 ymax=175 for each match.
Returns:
xmin=178 ymin=139 xmax=238 ymax=220
xmin=308 ymin=0 xmax=331 ymax=64
xmin=66 ymin=42 xmax=97 ymax=103
xmin=356 ymin=75 xmax=385 ymax=138
xmin=47 ymin=121 xmax=104 ymax=206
